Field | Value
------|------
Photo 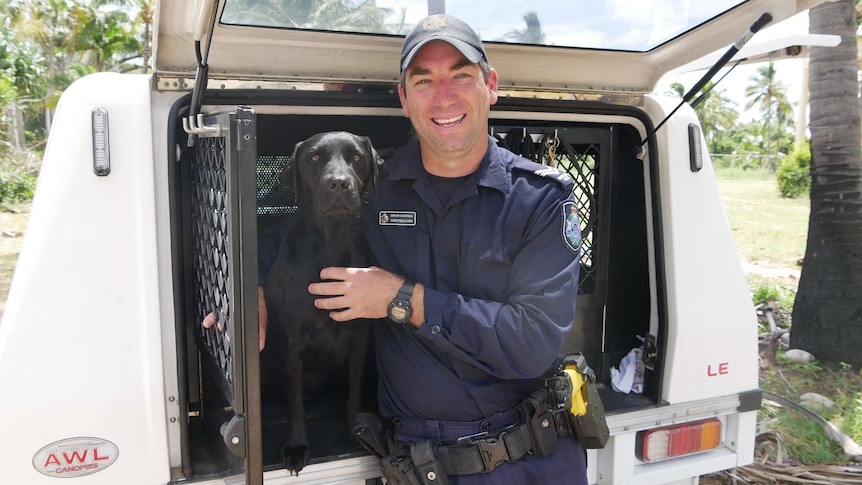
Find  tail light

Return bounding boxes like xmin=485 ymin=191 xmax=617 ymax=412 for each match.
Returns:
xmin=637 ymin=418 xmax=722 ymax=463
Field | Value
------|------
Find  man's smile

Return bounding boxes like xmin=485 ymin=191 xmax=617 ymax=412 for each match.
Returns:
xmin=433 ymin=114 xmax=466 ymax=127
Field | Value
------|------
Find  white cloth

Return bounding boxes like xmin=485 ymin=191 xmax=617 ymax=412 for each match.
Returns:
xmin=610 ymin=344 xmax=645 ymax=394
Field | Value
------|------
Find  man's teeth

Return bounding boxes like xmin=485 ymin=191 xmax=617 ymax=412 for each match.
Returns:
xmin=434 ymin=115 xmax=465 ymax=125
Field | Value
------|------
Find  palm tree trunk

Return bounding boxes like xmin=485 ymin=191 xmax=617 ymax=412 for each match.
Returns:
xmin=790 ymin=0 xmax=862 ymax=365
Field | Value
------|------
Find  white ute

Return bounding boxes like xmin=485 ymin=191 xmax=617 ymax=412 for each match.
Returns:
xmin=0 ymin=0 xmax=832 ymax=484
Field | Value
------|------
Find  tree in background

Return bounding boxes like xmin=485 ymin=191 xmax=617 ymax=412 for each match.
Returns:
xmin=125 ymin=0 xmax=155 ymax=73
xmin=744 ymin=62 xmax=794 ymax=171
xmin=669 ymin=81 xmax=740 ymax=162
xmin=1 ymin=0 xmax=149 ymax=149
xmin=221 ymin=0 xmax=390 ymax=33
xmin=74 ymin=0 xmax=140 ymax=73
xmin=791 ymin=0 xmax=862 ymax=366
xmin=690 ymin=81 xmax=739 ymax=154
xmin=502 ymin=12 xmax=546 ymax=45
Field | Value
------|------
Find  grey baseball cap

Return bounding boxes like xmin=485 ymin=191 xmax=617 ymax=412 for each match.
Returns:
xmin=400 ymin=15 xmax=488 ymax=73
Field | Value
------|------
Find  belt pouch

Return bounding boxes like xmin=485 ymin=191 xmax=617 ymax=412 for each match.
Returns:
xmin=410 ymin=440 xmax=450 ymax=485
xmin=523 ymin=391 xmax=558 ymax=458
xmin=380 ymin=454 xmax=423 ymax=485
xmin=352 ymin=412 xmax=389 ymax=459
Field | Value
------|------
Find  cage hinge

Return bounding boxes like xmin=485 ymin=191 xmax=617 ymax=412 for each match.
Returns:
xmin=235 ymin=107 xmax=256 ymax=152
xmin=220 ymin=414 xmax=247 ymax=459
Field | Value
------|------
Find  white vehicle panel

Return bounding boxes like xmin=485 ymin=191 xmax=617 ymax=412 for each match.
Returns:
xmin=644 ymin=94 xmax=760 ymax=403
xmin=0 ymin=73 xmax=170 ymax=484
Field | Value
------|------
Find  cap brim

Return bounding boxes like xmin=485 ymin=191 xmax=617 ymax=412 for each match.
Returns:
xmin=401 ymin=37 xmax=484 ymax=72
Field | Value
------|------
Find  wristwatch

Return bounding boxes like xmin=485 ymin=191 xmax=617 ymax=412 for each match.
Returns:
xmin=387 ymin=280 xmax=414 ymax=324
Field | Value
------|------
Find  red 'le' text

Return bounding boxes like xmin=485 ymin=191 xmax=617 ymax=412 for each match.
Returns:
xmin=707 ymin=362 xmax=729 ymax=377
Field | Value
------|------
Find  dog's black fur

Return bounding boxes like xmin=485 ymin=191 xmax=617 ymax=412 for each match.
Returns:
xmin=262 ymin=131 xmax=385 ymax=474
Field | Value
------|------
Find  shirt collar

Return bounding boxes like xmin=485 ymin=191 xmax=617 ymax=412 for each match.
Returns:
xmin=388 ymin=135 xmax=510 ymax=195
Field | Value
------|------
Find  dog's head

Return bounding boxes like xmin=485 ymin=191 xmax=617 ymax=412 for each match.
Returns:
xmin=281 ymin=131 xmax=387 ymax=218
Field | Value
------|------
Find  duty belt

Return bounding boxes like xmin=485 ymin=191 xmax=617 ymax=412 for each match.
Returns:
xmin=432 ymin=422 xmax=533 ymax=475
xmin=354 ymin=352 xmax=609 ymax=484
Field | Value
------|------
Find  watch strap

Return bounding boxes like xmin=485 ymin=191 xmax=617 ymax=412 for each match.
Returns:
xmin=396 ymin=280 xmax=415 ymax=300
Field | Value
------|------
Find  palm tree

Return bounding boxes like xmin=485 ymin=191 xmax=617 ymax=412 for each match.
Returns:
xmin=668 ymin=82 xmax=738 ymax=154
xmin=501 ymin=12 xmax=546 ymax=45
xmin=691 ymin=82 xmax=739 ymax=153
xmin=222 ymin=0 xmax=390 ymax=33
xmin=119 ymin=0 xmax=155 ymax=72
xmin=744 ymin=62 xmax=793 ymax=170
xmin=10 ymin=0 xmax=81 ymax=129
xmin=790 ymin=0 xmax=862 ymax=365
xmin=73 ymin=3 xmax=140 ymax=72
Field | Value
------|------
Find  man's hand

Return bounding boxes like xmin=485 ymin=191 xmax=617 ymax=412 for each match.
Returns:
xmin=201 ymin=286 xmax=268 ymax=351
xmin=309 ymin=266 xmax=424 ymax=325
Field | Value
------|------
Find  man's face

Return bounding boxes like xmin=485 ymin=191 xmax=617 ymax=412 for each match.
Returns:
xmin=398 ymin=41 xmax=498 ymax=171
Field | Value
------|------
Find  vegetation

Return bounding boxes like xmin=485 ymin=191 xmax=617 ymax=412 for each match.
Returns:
xmin=0 ymin=0 xmax=152 ymax=201
xmin=744 ymin=62 xmax=794 ymax=171
xmin=718 ymin=169 xmax=862 ymax=475
xmin=791 ymin=0 xmax=862 ymax=367
xmin=776 ymin=141 xmax=811 ymax=198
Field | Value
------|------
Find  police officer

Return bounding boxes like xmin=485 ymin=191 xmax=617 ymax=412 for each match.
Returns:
xmin=308 ymin=14 xmax=588 ymax=484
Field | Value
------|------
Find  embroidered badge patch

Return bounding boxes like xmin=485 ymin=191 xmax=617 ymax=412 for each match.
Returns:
xmin=379 ymin=211 xmax=417 ymax=226
xmin=562 ymin=201 xmax=582 ymax=253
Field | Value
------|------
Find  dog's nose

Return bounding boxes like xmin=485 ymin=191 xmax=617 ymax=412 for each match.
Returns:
xmin=324 ymin=175 xmax=353 ymax=193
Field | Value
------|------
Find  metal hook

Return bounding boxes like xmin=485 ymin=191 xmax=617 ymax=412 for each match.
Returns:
xmin=182 ymin=113 xmax=222 ymax=136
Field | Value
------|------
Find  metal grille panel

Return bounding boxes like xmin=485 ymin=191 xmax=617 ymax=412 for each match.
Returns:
xmin=192 ymin=136 xmax=235 ymax=390
xmin=256 ymin=155 xmax=297 ymax=216
xmin=496 ymin=129 xmax=600 ymax=295
xmin=554 ymin=142 xmax=599 ymax=293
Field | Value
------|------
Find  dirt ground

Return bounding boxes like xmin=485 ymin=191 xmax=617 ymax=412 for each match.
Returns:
xmin=0 ymin=205 xmax=29 ymax=321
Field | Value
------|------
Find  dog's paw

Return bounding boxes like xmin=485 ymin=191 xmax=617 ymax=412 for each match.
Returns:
xmin=281 ymin=444 xmax=310 ymax=476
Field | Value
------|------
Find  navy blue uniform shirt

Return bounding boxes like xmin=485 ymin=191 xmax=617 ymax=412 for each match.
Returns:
xmin=365 ymin=136 xmax=581 ymax=423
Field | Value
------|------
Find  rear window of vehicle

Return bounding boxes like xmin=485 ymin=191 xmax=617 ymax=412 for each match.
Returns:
xmin=220 ymin=0 xmax=747 ymax=52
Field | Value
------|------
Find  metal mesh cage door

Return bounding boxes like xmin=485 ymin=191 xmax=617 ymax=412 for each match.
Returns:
xmin=187 ymin=107 xmax=262 ymax=483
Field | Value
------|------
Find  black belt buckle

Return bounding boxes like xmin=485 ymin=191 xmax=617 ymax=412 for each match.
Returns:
xmin=458 ymin=427 xmax=514 ymax=473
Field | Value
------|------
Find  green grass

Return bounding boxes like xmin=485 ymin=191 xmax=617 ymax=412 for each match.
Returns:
xmin=716 ymin=167 xmax=862 ymax=467
xmin=716 ymin=171 xmax=810 ymax=270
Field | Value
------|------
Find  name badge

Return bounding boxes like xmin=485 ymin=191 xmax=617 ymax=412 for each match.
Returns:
xmin=379 ymin=211 xmax=416 ymax=226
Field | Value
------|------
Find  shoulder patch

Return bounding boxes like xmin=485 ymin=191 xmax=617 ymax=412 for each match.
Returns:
xmin=562 ymin=200 xmax=582 ymax=254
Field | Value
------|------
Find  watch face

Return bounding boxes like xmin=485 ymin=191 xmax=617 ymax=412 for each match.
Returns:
xmin=389 ymin=305 xmax=409 ymax=322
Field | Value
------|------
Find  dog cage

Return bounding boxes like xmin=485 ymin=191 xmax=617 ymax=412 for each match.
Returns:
xmin=172 ymin=99 xmax=660 ymax=480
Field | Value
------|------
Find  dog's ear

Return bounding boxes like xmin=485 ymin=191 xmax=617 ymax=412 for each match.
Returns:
xmin=364 ymin=136 xmax=388 ymax=191
xmin=280 ymin=139 xmax=304 ymax=192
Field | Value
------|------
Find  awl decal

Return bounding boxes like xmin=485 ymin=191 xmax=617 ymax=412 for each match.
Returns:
xmin=33 ymin=437 xmax=119 ymax=478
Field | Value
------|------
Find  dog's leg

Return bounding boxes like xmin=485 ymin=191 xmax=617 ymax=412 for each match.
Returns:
xmin=345 ymin=321 xmax=370 ymax=432
xmin=281 ymin=341 xmax=310 ymax=475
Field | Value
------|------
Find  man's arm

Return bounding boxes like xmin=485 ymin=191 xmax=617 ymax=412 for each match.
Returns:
xmin=310 ymin=191 xmax=580 ymax=381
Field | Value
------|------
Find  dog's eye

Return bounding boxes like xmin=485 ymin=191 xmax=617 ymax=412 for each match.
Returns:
xmin=351 ymin=154 xmax=362 ymax=163
xmin=310 ymin=154 xmax=320 ymax=162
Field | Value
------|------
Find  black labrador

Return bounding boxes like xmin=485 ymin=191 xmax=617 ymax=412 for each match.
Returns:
xmin=262 ymin=131 xmax=385 ymax=474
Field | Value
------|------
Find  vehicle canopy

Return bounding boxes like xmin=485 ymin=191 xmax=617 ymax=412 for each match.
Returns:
xmin=153 ymin=0 xmax=828 ymax=96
